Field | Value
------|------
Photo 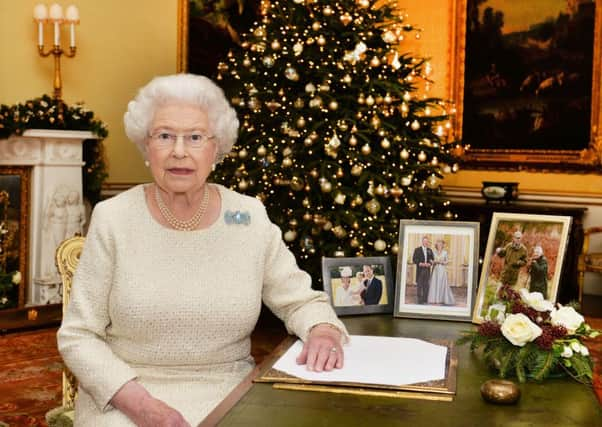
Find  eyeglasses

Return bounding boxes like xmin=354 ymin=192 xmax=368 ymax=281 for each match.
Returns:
xmin=148 ymin=130 xmax=215 ymax=149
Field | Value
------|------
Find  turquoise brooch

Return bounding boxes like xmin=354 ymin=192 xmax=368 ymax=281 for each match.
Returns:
xmin=224 ymin=210 xmax=251 ymax=225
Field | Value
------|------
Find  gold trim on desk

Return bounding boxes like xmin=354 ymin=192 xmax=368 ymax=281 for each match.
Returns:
xmin=254 ymin=337 xmax=458 ymax=401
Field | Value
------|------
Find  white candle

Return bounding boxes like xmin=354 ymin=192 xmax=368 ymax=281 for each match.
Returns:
xmin=70 ymin=23 xmax=75 ymax=47
xmin=38 ymin=22 xmax=44 ymax=46
xmin=33 ymin=4 xmax=48 ymax=20
xmin=49 ymin=3 xmax=63 ymax=20
xmin=65 ymin=5 xmax=79 ymax=21
xmin=54 ymin=21 xmax=60 ymax=45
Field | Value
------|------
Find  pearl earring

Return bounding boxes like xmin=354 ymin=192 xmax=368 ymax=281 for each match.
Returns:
xmin=212 ymin=163 xmax=216 ymax=172
xmin=144 ymin=160 xmax=150 ymax=167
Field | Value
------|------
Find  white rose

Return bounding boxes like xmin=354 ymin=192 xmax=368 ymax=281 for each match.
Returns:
xmin=519 ymin=289 xmax=554 ymax=312
xmin=550 ymin=306 xmax=584 ymax=334
xmin=0 ymin=297 xmax=7 ymax=304
xmin=561 ymin=346 xmax=573 ymax=358
xmin=500 ymin=313 xmax=543 ymax=347
xmin=580 ymin=344 xmax=589 ymax=356
xmin=570 ymin=341 xmax=581 ymax=353
xmin=485 ymin=303 xmax=507 ymax=324
xmin=12 ymin=271 xmax=22 ymax=285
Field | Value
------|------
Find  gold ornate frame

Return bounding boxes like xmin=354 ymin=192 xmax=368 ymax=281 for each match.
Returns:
xmin=177 ymin=0 xmax=189 ymax=73
xmin=0 ymin=166 xmax=30 ymax=307
xmin=450 ymin=0 xmax=602 ymax=171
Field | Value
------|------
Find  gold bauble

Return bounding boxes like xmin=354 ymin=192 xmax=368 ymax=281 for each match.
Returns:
xmin=418 ymin=151 xmax=427 ymax=162
xmin=350 ymin=238 xmax=360 ymax=248
xmin=375 ymin=184 xmax=385 ymax=196
xmin=361 ymin=143 xmax=372 ymax=155
xmin=410 ymin=120 xmax=420 ymax=130
xmin=384 ymin=93 xmax=393 ymax=104
xmin=312 ymin=21 xmax=321 ymax=31
xmin=337 ymin=121 xmax=349 ymax=131
xmin=380 ymin=138 xmax=391 ymax=149
xmin=374 ymin=239 xmax=387 ymax=251
xmin=294 ymin=97 xmax=305 ymax=108
xmin=243 ymin=58 xmax=252 ymax=67
xmin=291 ymin=176 xmax=304 ymax=191
xmin=323 ymin=221 xmax=333 ymax=231
xmin=289 ymin=219 xmax=299 ymax=228
xmin=304 ymin=137 xmax=314 ymax=147
xmin=400 ymin=148 xmax=409 ymax=160
xmin=302 ymin=198 xmax=310 ymax=207
xmin=317 ymin=35 xmax=326 ymax=46
xmin=365 ymin=199 xmax=381 ymax=214
xmin=390 ymin=187 xmax=403 ymax=197
xmin=431 ymin=156 xmax=439 ymax=166
xmin=328 ymin=100 xmax=339 ymax=110
xmin=257 ymin=145 xmax=267 ymax=156
xmin=310 ymin=169 xmax=319 ymax=178
xmin=320 ymin=181 xmax=333 ymax=193
xmin=370 ymin=115 xmax=381 ymax=129
xmin=284 ymin=230 xmax=297 ymax=242
xmin=392 ymin=243 xmax=399 ymax=254
xmin=357 ymin=0 xmax=370 ymax=9
xmin=238 ymin=179 xmax=249 ymax=191
xmin=282 ymin=157 xmax=293 ymax=167
xmin=332 ymin=225 xmax=347 ymax=239
xmin=271 ymin=39 xmax=281 ymax=50
xmin=365 ymin=95 xmax=375 ymax=106
xmin=296 ymin=117 xmax=306 ymax=128
xmin=342 ymin=74 xmax=352 ymax=84
xmin=340 ymin=12 xmax=352 ymax=26
xmin=426 ymin=175 xmax=440 ymax=189
xmin=354 ymin=195 xmax=363 ymax=205
xmin=351 ymin=164 xmax=363 ymax=176
xmin=369 ymin=56 xmax=380 ymax=67
xmin=349 ymin=135 xmax=358 ymax=146
xmin=267 ymin=153 xmax=276 ymax=163
xmin=323 ymin=6 xmax=333 ymax=16
xmin=238 ymin=148 xmax=248 ymax=159
xmin=358 ymin=94 xmax=365 ymax=104
xmin=303 ymin=212 xmax=312 ymax=221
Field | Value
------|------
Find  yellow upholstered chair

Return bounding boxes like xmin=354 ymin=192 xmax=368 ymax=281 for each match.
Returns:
xmin=577 ymin=227 xmax=602 ymax=305
xmin=46 ymin=235 xmax=85 ymax=427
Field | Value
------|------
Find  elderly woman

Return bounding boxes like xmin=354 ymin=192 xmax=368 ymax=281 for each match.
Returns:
xmin=57 ymin=74 xmax=347 ymax=426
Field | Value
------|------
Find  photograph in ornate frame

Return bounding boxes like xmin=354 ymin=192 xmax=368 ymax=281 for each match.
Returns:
xmin=450 ymin=0 xmax=602 ymax=170
xmin=0 ymin=166 xmax=30 ymax=308
xmin=321 ymin=256 xmax=394 ymax=316
xmin=394 ymin=220 xmax=479 ymax=322
xmin=473 ymin=212 xmax=572 ymax=323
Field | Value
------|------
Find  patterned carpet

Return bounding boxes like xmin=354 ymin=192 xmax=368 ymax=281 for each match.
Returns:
xmin=0 ymin=317 xmax=600 ymax=426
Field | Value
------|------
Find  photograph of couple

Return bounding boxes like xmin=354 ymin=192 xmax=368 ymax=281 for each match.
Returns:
xmin=406 ymin=235 xmax=469 ymax=307
xmin=330 ymin=264 xmax=388 ymax=307
xmin=474 ymin=214 xmax=572 ymax=322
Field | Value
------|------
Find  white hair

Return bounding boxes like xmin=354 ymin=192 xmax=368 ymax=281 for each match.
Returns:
xmin=123 ymin=74 xmax=239 ymax=162
xmin=534 ymin=246 xmax=543 ymax=256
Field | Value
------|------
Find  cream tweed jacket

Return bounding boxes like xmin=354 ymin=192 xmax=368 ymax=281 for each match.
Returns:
xmin=57 ymin=184 xmax=346 ymax=426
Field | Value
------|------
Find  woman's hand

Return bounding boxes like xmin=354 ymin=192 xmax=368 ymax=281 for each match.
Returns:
xmin=296 ymin=324 xmax=344 ymax=372
xmin=111 ymin=380 xmax=191 ymax=427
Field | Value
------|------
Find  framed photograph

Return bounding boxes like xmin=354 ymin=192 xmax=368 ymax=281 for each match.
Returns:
xmin=322 ymin=257 xmax=394 ymax=316
xmin=394 ymin=220 xmax=479 ymax=322
xmin=450 ymin=0 xmax=602 ymax=170
xmin=0 ymin=166 xmax=31 ymax=308
xmin=473 ymin=212 xmax=572 ymax=323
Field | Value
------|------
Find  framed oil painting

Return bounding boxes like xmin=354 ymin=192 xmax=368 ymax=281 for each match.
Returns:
xmin=394 ymin=220 xmax=479 ymax=322
xmin=473 ymin=212 xmax=572 ymax=323
xmin=322 ymin=257 xmax=394 ymax=316
xmin=0 ymin=167 xmax=30 ymax=308
xmin=451 ymin=0 xmax=602 ymax=170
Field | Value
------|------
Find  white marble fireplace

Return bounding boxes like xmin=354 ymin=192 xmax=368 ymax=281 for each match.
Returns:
xmin=0 ymin=129 xmax=94 ymax=306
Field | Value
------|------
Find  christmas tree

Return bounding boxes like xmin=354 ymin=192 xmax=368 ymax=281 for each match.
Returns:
xmin=213 ymin=0 xmax=461 ymax=281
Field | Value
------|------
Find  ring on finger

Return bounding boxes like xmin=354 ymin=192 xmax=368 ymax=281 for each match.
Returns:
xmin=330 ymin=347 xmax=337 ymax=353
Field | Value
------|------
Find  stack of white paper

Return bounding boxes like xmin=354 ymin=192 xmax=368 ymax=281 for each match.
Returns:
xmin=272 ymin=335 xmax=447 ymax=386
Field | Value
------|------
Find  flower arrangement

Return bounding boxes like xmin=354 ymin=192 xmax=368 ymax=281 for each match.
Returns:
xmin=0 ymin=94 xmax=108 ymax=204
xmin=459 ymin=284 xmax=600 ymax=384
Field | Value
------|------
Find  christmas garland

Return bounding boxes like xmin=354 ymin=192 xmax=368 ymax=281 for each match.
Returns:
xmin=0 ymin=94 xmax=108 ymax=205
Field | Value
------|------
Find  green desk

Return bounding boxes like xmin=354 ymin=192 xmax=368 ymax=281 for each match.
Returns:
xmin=202 ymin=316 xmax=601 ymax=426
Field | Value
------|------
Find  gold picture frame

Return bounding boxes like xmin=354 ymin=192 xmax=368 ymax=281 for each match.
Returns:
xmin=450 ymin=0 xmax=602 ymax=171
xmin=0 ymin=166 xmax=31 ymax=307
xmin=472 ymin=212 xmax=572 ymax=324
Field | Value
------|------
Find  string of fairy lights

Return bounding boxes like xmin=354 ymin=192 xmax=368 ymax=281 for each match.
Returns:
xmin=214 ymin=0 xmax=462 ymax=263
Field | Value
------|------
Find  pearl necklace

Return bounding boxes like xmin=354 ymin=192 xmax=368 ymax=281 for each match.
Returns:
xmin=154 ymin=185 xmax=210 ymax=231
